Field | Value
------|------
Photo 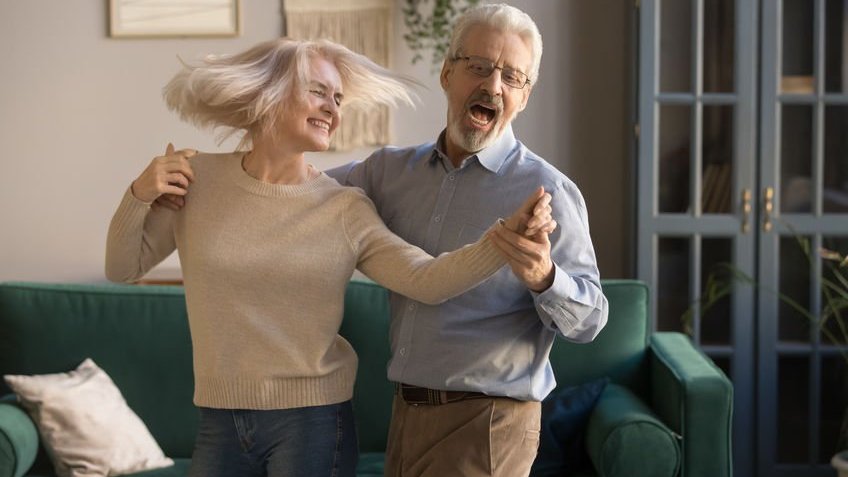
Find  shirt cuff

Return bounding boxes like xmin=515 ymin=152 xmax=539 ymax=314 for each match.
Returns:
xmin=530 ymin=263 xmax=575 ymax=302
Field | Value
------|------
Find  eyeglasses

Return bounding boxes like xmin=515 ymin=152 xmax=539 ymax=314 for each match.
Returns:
xmin=452 ymin=55 xmax=531 ymax=89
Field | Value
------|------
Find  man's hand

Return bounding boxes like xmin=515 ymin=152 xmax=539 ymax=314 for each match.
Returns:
xmin=490 ymin=187 xmax=557 ymax=292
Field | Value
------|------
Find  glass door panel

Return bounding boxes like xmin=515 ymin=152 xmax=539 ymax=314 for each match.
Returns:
xmin=780 ymin=105 xmax=814 ymax=213
xmin=782 ymin=0 xmax=816 ymax=94
xmin=819 ymin=356 xmax=848 ymax=462
xmin=778 ymin=356 xmax=812 ymax=463
xmin=661 ymin=0 xmax=693 ymax=92
xmin=824 ymin=106 xmax=848 ymax=213
xmin=702 ymin=105 xmax=734 ymax=214
xmin=701 ymin=237 xmax=733 ymax=345
xmin=825 ymin=0 xmax=847 ymax=93
xmin=657 ymin=237 xmax=691 ymax=332
xmin=704 ymin=0 xmax=736 ymax=93
xmin=660 ymin=105 xmax=693 ymax=213
xmin=779 ymin=235 xmax=813 ymax=343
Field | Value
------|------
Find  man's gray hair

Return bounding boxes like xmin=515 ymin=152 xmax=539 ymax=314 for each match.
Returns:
xmin=447 ymin=3 xmax=543 ymax=84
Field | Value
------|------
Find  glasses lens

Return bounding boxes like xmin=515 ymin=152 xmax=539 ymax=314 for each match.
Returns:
xmin=466 ymin=57 xmax=494 ymax=77
xmin=502 ymin=68 xmax=526 ymax=88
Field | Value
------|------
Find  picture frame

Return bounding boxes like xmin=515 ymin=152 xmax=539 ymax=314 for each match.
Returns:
xmin=109 ymin=0 xmax=241 ymax=38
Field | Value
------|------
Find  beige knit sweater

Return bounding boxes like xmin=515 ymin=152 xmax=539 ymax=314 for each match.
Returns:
xmin=106 ymin=152 xmax=505 ymax=410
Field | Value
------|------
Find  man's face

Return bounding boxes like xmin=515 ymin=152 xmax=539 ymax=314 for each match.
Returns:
xmin=441 ymin=24 xmax=533 ymax=160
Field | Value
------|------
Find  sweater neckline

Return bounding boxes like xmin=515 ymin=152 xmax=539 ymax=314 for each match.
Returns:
xmin=230 ymin=152 xmax=333 ymax=198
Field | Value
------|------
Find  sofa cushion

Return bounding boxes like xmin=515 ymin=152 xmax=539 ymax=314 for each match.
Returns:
xmin=548 ymin=281 xmax=650 ymax=395
xmin=4 ymin=359 xmax=173 ymax=477
xmin=531 ymin=378 xmax=609 ymax=476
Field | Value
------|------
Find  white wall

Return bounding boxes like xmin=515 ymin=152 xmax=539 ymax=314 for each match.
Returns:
xmin=0 ymin=1 xmax=631 ymax=283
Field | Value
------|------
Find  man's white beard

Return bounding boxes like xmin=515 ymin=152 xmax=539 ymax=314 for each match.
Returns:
xmin=447 ymin=112 xmax=499 ymax=154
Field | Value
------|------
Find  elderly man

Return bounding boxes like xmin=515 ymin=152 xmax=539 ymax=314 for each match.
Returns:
xmin=330 ymin=4 xmax=608 ymax=476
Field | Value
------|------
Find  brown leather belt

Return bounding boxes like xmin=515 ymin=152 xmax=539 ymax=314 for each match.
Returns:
xmin=396 ymin=383 xmax=490 ymax=406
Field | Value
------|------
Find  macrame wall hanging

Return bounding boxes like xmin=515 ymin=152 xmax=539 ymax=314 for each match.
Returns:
xmin=283 ymin=0 xmax=393 ymax=151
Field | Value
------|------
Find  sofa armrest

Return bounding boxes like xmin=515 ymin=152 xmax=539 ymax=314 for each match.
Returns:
xmin=586 ymin=383 xmax=680 ymax=477
xmin=0 ymin=395 xmax=38 ymax=477
xmin=649 ymin=332 xmax=733 ymax=477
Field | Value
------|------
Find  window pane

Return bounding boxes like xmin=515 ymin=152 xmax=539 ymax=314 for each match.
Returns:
xmin=821 ymin=236 xmax=848 ymax=344
xmin=704 ymin=0 xmax=736 ymax=93
xmin=825 ymin=0 xmax=847 ymax=93
xmin=658 ymin=237 xmax=691 ymax=333
xmin=702 ymin=105 xmax=734 ymax=214
xmin=780 ymin=236 xmax=813 ymax=343
xmin=660 ymin=105 xmax=692 ymax=213
xmin=701 ymin=238 xmax=733 ymax=345
xmin=782 ymin=0 xmax=815 ymax=94
xmin=781 ymin=105 xmax=814 ymax=213
xmin=778 ymin=356 xmax=810 ymax=463
xmin=661 ymin=0 xmax=693 ymax=92
xmin=820 ymin=356 xmax=848 ymax=462
xmin=824 ymin=106 xmax=848 ymax=213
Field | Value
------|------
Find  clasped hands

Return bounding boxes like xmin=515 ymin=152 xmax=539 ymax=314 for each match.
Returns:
xmin=494 ymin=187 xmax=557 ymax=293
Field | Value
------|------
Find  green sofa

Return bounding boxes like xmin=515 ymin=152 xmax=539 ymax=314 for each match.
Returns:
xmin=0 ymin=280 xmax=732 ymax=477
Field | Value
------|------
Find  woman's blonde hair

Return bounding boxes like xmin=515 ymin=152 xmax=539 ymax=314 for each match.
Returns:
xmin=163 ymin=37 xmax=417 ymax=147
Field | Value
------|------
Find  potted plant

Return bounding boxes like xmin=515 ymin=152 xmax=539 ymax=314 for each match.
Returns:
xmin=686 ymin=237 xmax=848 ymax=471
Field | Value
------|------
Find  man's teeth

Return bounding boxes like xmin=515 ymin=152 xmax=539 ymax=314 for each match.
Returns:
xmin=468 ymin=108 xmax=493 ymax=125
xmin=308 ymin=119 xmax=330 ymax=131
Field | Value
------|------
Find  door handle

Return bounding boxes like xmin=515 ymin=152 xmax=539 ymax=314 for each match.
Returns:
xmin=763 ymin=187 xmax=774 ymax=232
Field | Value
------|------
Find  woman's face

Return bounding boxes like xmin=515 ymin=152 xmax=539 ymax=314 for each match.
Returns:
xmin=279 ymin=56 xmax=344 ymax=152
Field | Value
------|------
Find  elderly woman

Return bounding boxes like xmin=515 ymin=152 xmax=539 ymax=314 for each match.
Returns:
xmin=105 ymin=38 xmax=554 ymax=477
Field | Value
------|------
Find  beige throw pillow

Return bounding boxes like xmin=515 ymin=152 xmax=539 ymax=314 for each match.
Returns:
xmin=3 ymin=358 xmax=174 ymax=477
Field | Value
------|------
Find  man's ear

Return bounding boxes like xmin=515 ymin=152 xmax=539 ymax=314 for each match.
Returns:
xmin=440 ymin=59 xmax=453 ymax=91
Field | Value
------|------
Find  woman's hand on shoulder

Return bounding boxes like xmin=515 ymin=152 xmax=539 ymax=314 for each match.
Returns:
xmin=131 ymin=143 xmax=197 ymax=204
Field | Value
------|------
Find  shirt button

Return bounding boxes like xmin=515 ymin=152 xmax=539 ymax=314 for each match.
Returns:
xmin=408 ymin=303 xmax=416 ymax=311
xmin=448 ymin=175 xmax=456 ymax=181
xmin=434 ymin=216 xmax=442 ymax=223
xmin=399 ymin=348 xmax=407 ymax=356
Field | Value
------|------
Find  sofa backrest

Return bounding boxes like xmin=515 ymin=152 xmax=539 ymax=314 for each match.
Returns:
xmin=0 ymin=282 xmax=197 ymax=462
xmin=548 ymin=280 xmax=651 ymax=396
xmin=0 ymin=279 xmax=651 ymax=459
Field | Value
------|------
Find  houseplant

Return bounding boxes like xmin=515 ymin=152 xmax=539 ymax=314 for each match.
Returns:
xmin=686 ymin=237 xmax=848 ymax=471
xmin=401 ymin=0 xmax=480 ymax=68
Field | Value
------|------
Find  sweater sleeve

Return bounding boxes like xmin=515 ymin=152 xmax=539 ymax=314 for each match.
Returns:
xmin=344 ymin=191 xmax=506 ymax=305
xmin=105 ymin=187 xmax=177 ymax=283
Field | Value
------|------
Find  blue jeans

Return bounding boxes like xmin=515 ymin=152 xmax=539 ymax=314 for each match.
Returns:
xmin=188 ymin=401 xmax=358 ymax=477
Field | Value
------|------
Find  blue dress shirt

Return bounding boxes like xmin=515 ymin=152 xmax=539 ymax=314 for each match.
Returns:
xmin=326 ymin=126 xmax=608 ymax=401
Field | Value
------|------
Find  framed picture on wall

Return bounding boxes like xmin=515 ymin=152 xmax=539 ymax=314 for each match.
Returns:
xmin=109 ymin=0 xmax=241 ymax=38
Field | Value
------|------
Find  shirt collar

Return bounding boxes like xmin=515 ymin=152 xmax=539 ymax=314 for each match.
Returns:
xmin=430 ymin=125 xmax=517 ymax=173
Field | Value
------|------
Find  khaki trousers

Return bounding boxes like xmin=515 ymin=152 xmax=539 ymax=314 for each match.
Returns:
xmin=383 ymin=394 xmax=541 ymax=477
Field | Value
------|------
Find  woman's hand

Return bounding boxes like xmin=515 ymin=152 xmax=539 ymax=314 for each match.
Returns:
xmin=131 ymin=143 xmax=197 ymax=204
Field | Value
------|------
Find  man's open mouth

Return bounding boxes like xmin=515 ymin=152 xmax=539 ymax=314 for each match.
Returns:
xmin=468 ymin=103 xmax=497 ymax=126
